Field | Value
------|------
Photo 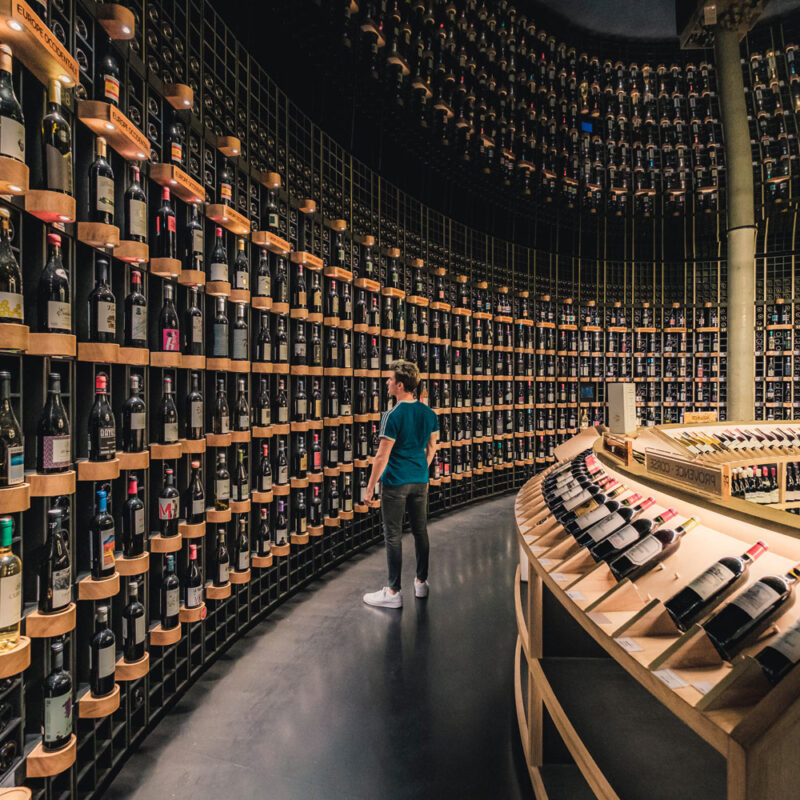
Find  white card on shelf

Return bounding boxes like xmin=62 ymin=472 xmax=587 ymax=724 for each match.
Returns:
xmin=653 ymin=669 xmax=688 ymax=689
xmin=587 ymin=611 xmax=611 ymax=625
xmin=565 ymin=589 xmax=585 ymax=602
xmin=692 ymin=681 xmax=714 ymax=696
xmin=550 ymin=572 xmax=569 ymax=582
xmin=614 ymin=637 xmax=643 ymax=653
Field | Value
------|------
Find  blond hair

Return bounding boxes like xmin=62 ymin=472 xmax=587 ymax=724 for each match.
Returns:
xmin=390 ymin=359 xmax=420 ymax=393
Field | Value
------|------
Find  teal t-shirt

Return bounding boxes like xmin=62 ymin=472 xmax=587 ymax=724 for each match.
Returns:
xmin=379 ymin=400 xmax=439 ymax=485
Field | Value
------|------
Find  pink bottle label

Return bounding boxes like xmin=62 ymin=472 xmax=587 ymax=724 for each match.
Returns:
xmin=162 ymin=328 xmax=179 ymax=351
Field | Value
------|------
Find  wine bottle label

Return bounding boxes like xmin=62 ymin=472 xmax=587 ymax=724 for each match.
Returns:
xmin=238 ymin=551 xmax=249 ymax=571
xmin=5 ymin=444 xmax=22 ymax=485
xmin=98 ymin=642 xmax=115 ymax=678
xmin=97 ymin=300 xmax=116 ymax=334
xmin=234 ymin=270 xmax=249 ymax=290
xmin=135 ymin=614 xmax=145 ymax=644
xmin=343 ymin=447 xmax=352 ymax=461
xmin=128 ymin=198 xmax=147 ymax=239
xmin=220 ymin=183 xmax=232 ymax=202
xmin=170 ymin=142 xmax=183 ymax=163
xmin=0 ymin=572 xmax=20 ymax=628
xmin=0 ymin=291 xmax=22 ymax=321
xmin=687 ymin=554 xmax=740 ymax=600
xmin=44 ymin=691 xmax=72 ymax=743
xmin=48 ymin=300 xmax=71 ymax=331
xmin=131 ymin=306 xmax=147 ymax=341
xmin=162 ymin=328 xmax=179 ymax=351
xmin=233 ymin=483 xmax=249 ymax=501
xmin=278 ymin=343 xmax=288 ymax=361
xmin=298 ymin=516 xmax=307 ymax=533
xmin=102 ymin=526 xmax=115 ymax=570
xmin=190 ymin=401 xmax=203 ymax=430
xmin=159 ymin=495 xmax=178 ymax=520
xmin=299 ymin=453 xmax=307 ymax=472
xmin=129 ymin=412 xmax=145 ymax=431
xmin=257 ymin=275 xmax=270 ymax=296
xmin=238 ymin=415 xmax=248 ymax=429
xmin=232 ymin=330 xmax=247 ymax=360
xmin=576 ymin=503 xmax=611 ymax=531
xmin=0 ymin=117 xmax=25 ymax=162
xmin=344 ymin=497 xmax=353 ymax=512
xmin=164 ymin=422 xmax=178 ymax=442
xmin=730 ymin=582 xmax=782 ymax=619
xmin=192 ymin=316 xmax=202 ymax=343
xmin=133 ymin=507 xmax=145 ymax=535
xmin=42 ymin=435 xmax=71 ymax=470
xmin=192 ymin=229 xmax=204 ymax=257
xmin=98 ymin=426 xmax=116 ymax=456
xmin=96 ymin=175 xmax=115 ymax=216
xmin=192 ymin=498 xmax=204 ymax=517
xmin=51 ymin=566 xmax=71 ymax=609
xmin=586 ymin=511 xmax=627 ymax=543
xmin=330 ymin=496 xmax=339 ymax=511
xmin=166 ymin=587 xmax=179 ymax=618
xmin=278 ymin=465 xmax=288 ymax=483
xmin=186 ymin=585 xmax=203 ymax=608
xmin=294 ymin=341 xmax=306 ymax=358
xmin=218 ymin=562 xmax=229 ymax=583
xmin=213 ymin=324 xmax=228 ymax=357
xmin=296 ymin=398 xmax=307 ymax=416
xmin=104 ymin=74 xmax=120 ymax=104
xmin=278 ymin=407 xmax=288 ymax=423
xmin=220 ymin=413 xmax=229 ymax=433
xmin=276 ymin=526 xmax=287 ymax=544
xmin=268 ymin=212 xmax=278 ymax=229
xmin=215 ymin=479 xmax=230 ymax=501
xmin=259 ymin=475 xmax=272 ymax=491
xmin=769 ymin=620 xmax=800 ymax=662
xmin=45 ymin=144 xmax=72 ymax=193
xmin=210 ymin=262 xmax=227 ymax=282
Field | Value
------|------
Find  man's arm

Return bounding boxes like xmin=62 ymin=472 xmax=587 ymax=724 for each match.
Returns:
xmin=425 ymin=430 xmax=439 ymax=466
xmin=365 ymin=437 xmax=394 ymax=506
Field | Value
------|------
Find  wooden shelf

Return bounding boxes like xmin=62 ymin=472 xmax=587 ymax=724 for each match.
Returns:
xmin=206 ymin=281 xmax=230 ymax=298
xmin=229 ymin=499 xmax=251 ymax=514
xmin=206 ymin=508 xmax=232 ymax=523
xmin=252 ymin=296 xmax=272 ymax=310
xmin=76 ymin=458 xmax=120 ymax=482
xmin=96 ymin=3 xmax=135 ymax=39
xmin=181 ymin=355 xmax=206 ymax=370
xmin=24 ymin=190 xmax=76 ymax=224
xmin=116 ymin=652 xmax=149 ymax=681
xmin=150 ymin=623 xmax=181 ymax=646
xmin=206 ymin=204 xmax=250 ymax=235
xmin=28 ymin=469 xmax=75 ymax=497
xmin=0 ymin=156 xmax=27 ymax=195
xmin=290 ymin=251 xmax=323 ymax=270
xmin=0 ymin=0 xmax=79 ymax=86
xmin=206 ymin=432 xmax=232 ymax=447
xmin=149 ymin=442 xmax=182 ymax=460
xmin=252 ymin=230 xmax=290 ymax=254
xmin=27 ymin=332 xmax=75 ymax=358
xmin=164 ymin=82 xmax=193 ymax=110
xmin=116 ymin=552 xmax=149 ymax=576
xmin=150 ymin=257 xmax=181 ymax=278
xmin=308 ymin=525 xmax=324 ymax=537
xmin=149 ymin=163 xmax=205 ymax=204
xmin=205 ymin=582 xmax=231 ymax=600
xmin=25 ymin=605 xmax=76 ymax=638
xmin=229 ymin=568 xmax=251 ymax=584
xmin=251 ymin=490 xmax=273 ymax=504
xmin=290 ymin=533 xmax=309 ymax=545
xmin=117 ymin=346 xmax=150 ymax=366
xmin=180 ymin=603 xmax=206 ymax=623
xmin=0 ymin=482 xmax=30 ymax=513
xmin=77 ymin=573 xmax=119 ymax=600
xmin=181 ymin=437 xmax=206 ymax=454
xmin=115 ymin=240 xmax=148 ymax=264
xmin=229 ymin=359 xmax=250 ymax=373
xmin=150 ymin=351 xmax=182 ymax=368
xmin=26 ymin=735 xmax=76 ymax=778
xmin=0 ymin=787 xmax=31 ymax=800
xmin=271 ymin=543 xmax=290 ymax=557
xmin=178 ymin=269 xmax=205 ymax=287
xmin=0 ymin=637 xmax=30 ymax=678
xmin=77 ymin=101 xmax=149 ymax=161
xmin=116 ymin=450 xmax=149 ymax=471
xmin=76 ymin=222 xmax=120 ymax=250
xmin=215 ymin=136 xmax=241 ymax=157
xmin=77 ymin=342 xmax=119 ymax=363
xmin=178 ymin=520 xmax=205 ymax=538
xmin=78 ymin=683 xmax=120 ymax=718
xmin=149 ymin=534 xmax=182 ymax=553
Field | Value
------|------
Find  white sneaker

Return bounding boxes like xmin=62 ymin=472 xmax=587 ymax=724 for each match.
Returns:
xmin=414 ymin=579 xmax=429 ymax=598
xmin=363 ymin=587 xmax=402 ymax=608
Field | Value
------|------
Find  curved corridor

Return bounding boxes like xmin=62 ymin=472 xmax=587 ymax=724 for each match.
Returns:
xmin=105 ymin=495 xmax=527 ymax=800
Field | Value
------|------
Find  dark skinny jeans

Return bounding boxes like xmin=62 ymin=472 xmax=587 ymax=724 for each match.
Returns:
xmin=381 ymin=482 xmax=429 ymax=592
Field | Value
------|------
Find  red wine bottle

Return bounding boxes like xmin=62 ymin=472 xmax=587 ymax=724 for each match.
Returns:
xmin=703 ymin=564 xmax=800 ymax=660
xmin=124 ymin=268 xmax=147 ymax=347
xmin=42 ymin=639 xmax=72 ymax=752
xmin=159 ymin=282 xmax=180 ymax=352
xmin=257 ymin=443 xmax=272 ymax=491
xmin=39 ymin=507 xmax=71 ymax=613
xmin=186 ymin=371 xmax=203 ymax=440
xmin=755 ymin=617 xmax=800 ymax=685
xmin=161 ymin=554 xmax=180 ymax=629
xmin=208 ymin=226 xmax=228 ymax=283
xmin=121 ymin=374 xmax=146 ymax=453
xmin=235 ymin=515 xmax=250 ymax=572
xmin=608 ymin=516 xmax=699 ymax=581
xmin=562 ymin=484 xmax=630 ymax=536
xmin=90 ymin=490 xmax=115 ymax=578
xmin=550 ymin=476 xmax=619 ymax=522
xmin=36 ymin=372 xmax=71 ymax=473
xmin=157 ymin=467 xmax=179 ymax=537
xmin=575 ymin=496 xmax=655 ymax=547
xmin=214 ymin=527 xmax=229 ymax=585
xmin=88 ymin=136 xmax=114 ymax=225
xmin=158 ymin=375 xmax=178 ymax=444
xmin=87 ymin=256 xmax=116 ymax=343
xmin=589 ymin=508 xmax=677 ymax=563
xmin=37 ymin=233 xmax=71 ymax=333
xmin=255 ymin=508 xmax=271 ymax=556
xmin=124 ymin=164 xmax=147 ymax=242
xmin=121 ymin=474 xmax=145 ymax=557
xmin=121 ymin=580 xmax=145 ymax=662
xmin=665 ymin=541 xmax=769 ymax=631
xmin=183 ymin=286 xmax=203 ymax=355
xmin=155 ymin=187 xmax=176 ymax=258
xmin=88 ymin=373 xmax=116 ymax=461
xmin=184 ymin=460 xmax=205 ymax=524
xmin=0 ymin=207 xmax=22 ymax=324
xmin=185 ymin=544 xmax=203 ymax=607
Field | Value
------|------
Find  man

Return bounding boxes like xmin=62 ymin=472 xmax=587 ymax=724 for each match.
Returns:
xmin=363 ymin=359 xmax=439 ymax=609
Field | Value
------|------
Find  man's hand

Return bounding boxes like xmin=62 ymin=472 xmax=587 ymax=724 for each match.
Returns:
xmin=365 ymin=482 xmax=379 ymax=507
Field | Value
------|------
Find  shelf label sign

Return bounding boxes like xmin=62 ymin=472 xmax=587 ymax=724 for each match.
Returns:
xmin=645 ymin=450 xmax=724 ymax=497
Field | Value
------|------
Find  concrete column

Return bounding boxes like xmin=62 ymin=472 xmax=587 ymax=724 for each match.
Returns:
xmin=714 ymin=27 xmax=756 ymax=421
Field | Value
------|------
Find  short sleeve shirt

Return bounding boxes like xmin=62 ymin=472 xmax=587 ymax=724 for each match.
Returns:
xmin=379 ymin=400 xmax=439 ymax=485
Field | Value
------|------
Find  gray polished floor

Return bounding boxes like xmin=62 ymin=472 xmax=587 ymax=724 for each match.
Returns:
xmin=105 ymin=494 xmax=528 ymax=800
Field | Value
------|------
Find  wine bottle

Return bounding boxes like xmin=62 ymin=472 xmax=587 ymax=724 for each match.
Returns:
xmin=0 ymin=207 xmax=22 ymax=324
xmin=274 ymin=500 xmax=288 ymax=546
xmin=0 ymin=518 xmax=20 ymax=650
xmin=158 ymin=467 xmax=179 ymax=537
xmin=90 ymin=489 xmax=115 ymax=579
xmin=36 ymin=372 xmax=71 ymax=473
xmin=155 ymin=187 xmax=176 ymax=259
xmin=89 ymin=605 xmax=115 ymax=696
xmin=211 ymin=296 xmax=228 ymax=358
xmin=293 ymin=263 xmax=307 ymax=308
xmin=232 ymin=445 xmax=248 ymax=502
xmin=39 ymin=508 xmax=71 ymax=613
xmin=294 ymin=491 xmax=307 ymax=537
xmin=310 ymin=485 xmax=322 ymax=526
xmin=310 ymin=324 xmax=321 ymax=366
xmin=326 ymin=379 xmax=339 ymax=417
xmin=186 ymin=371 xmax=203 ymax=440
xmin=310 ymin=432 xmax=322 ymax=474
xmin=311 ymin=379 xmax=322 ymax=420
xmin=0 ymin=45 xmax=23 ymax=164
xmin=41 ymin=79 xmax=73 ymax=195
xmin=294 ymin=377 xmax=308 ymax=422
xmin=212 ymin=375 xmax=230 ymax=434
xmin=275 ymin=378 xmax=289 ymax=423
xmin=87 ymin=256 xmax=116 ymax=342
xmin=121 ymin=474 xmax=145 ymax=557
xmin=255 ymin=312 xmax=271 ymax=362
xmin=167 ymin=113 xmax=184 ymax=166
xmin=97 ymin=36 xmax=120 ymax=104
xmin=161 ymin=554 xmax=180 ymax=629
xmin=185 ymin=204 xmax=204 ymax=271
xmin=214 ymin=451 xmax=230 ymax=510
xmin=88 ymin=373 xmax=116 ymax=461
xmin=232 ymin=238 xmax=249 ymax=290
xmin=327 ymin=477 xmax=340 ymax=517
xmin=293 ymin=321 xmax=306 ymax=364
xmin=608 ymin=515 xmax=700 ymax=581
xmin=276 ymin=439 xmax=288 ymax=485
xmin=755 ymin=617 xmax=800 ymax=685
xmin=158 ymin=375 xmax=178 ymax=444
xmin=185 ymin=460 xmax=205 ymax=523
xmin=589 ymin=508 xmax=678 ymax=563
xmin=185 ymin=544 xmax=203 ymax=608
xmin=255 ymin=248 xmax=270 ymax=298
xmin=37 ymin=233 xmax=71 ymax=333
xmin=235 ymin=516 xmax=249 ymax=572
xmin=183 ymin=286 xmax=203 ymax=355
xmin=121 ymin=374 xmax=146 ymax=453
xmin=255 ymin=376 xmax=270 ymax=426
xmin=234 ymin=377 xmax=249 ymax=431
xmin=124 ymin=164 xmax=147 ymax=242
xmin=342 ymin=474 xmax=353 ymax=513
xmin=89 ymin=136 xmax=114 ymax=225
xmin=275 ymin=317 xmax=288 ymax=362
xmin=665 ymin=542 xmax=769 ymax=631
xmin=255 ymin=508 xmax=271 ymax=556
xmin=231 ymin=303 xmax=248 ymax=361
xmin=704 ymin=564 xmax=800 ymax=661
xmin=208 ymin=227 xmax=228 ymax=283
xmin=293 ymin=434 xmax=307 ymax=479
xmin=574 ymin=496 xmax=655 ymax=547
xmin=121 ymin=580 xmax=145 ymax=662
xmin=310 ymin=271 xmax=322 ymax=314
xmin=159 ymin=282 xmax=180 ymax=351
xmin=42 ymin=639 xmax=72 ymax=752
xmin=219 ymin=158 xmax=233 ymax=205
xmin=124 ymin=269 xmax=147 ymax=347
xmin=214 ymin=527 xmax=229 ymax=586
xmin=256 ymin=443 xmax=272 ymax=491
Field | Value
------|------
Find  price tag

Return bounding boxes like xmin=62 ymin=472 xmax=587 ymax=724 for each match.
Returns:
xmin=538 ymin=558 xmax=553 ymax=566
xmin=565 ymin=590 xmax=585 ymax=602
xmin=551 ymin=572 xmax=569 ymax=582
xmin=691 ymin=681 xmax=714 ymax=696
xmin=614 ymin=637 xmax=643 ymax=653
xmin=587 ymin=611 xmax=611 ymax=625
xmin=653 ymin=669 xmax=688 ymax=689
